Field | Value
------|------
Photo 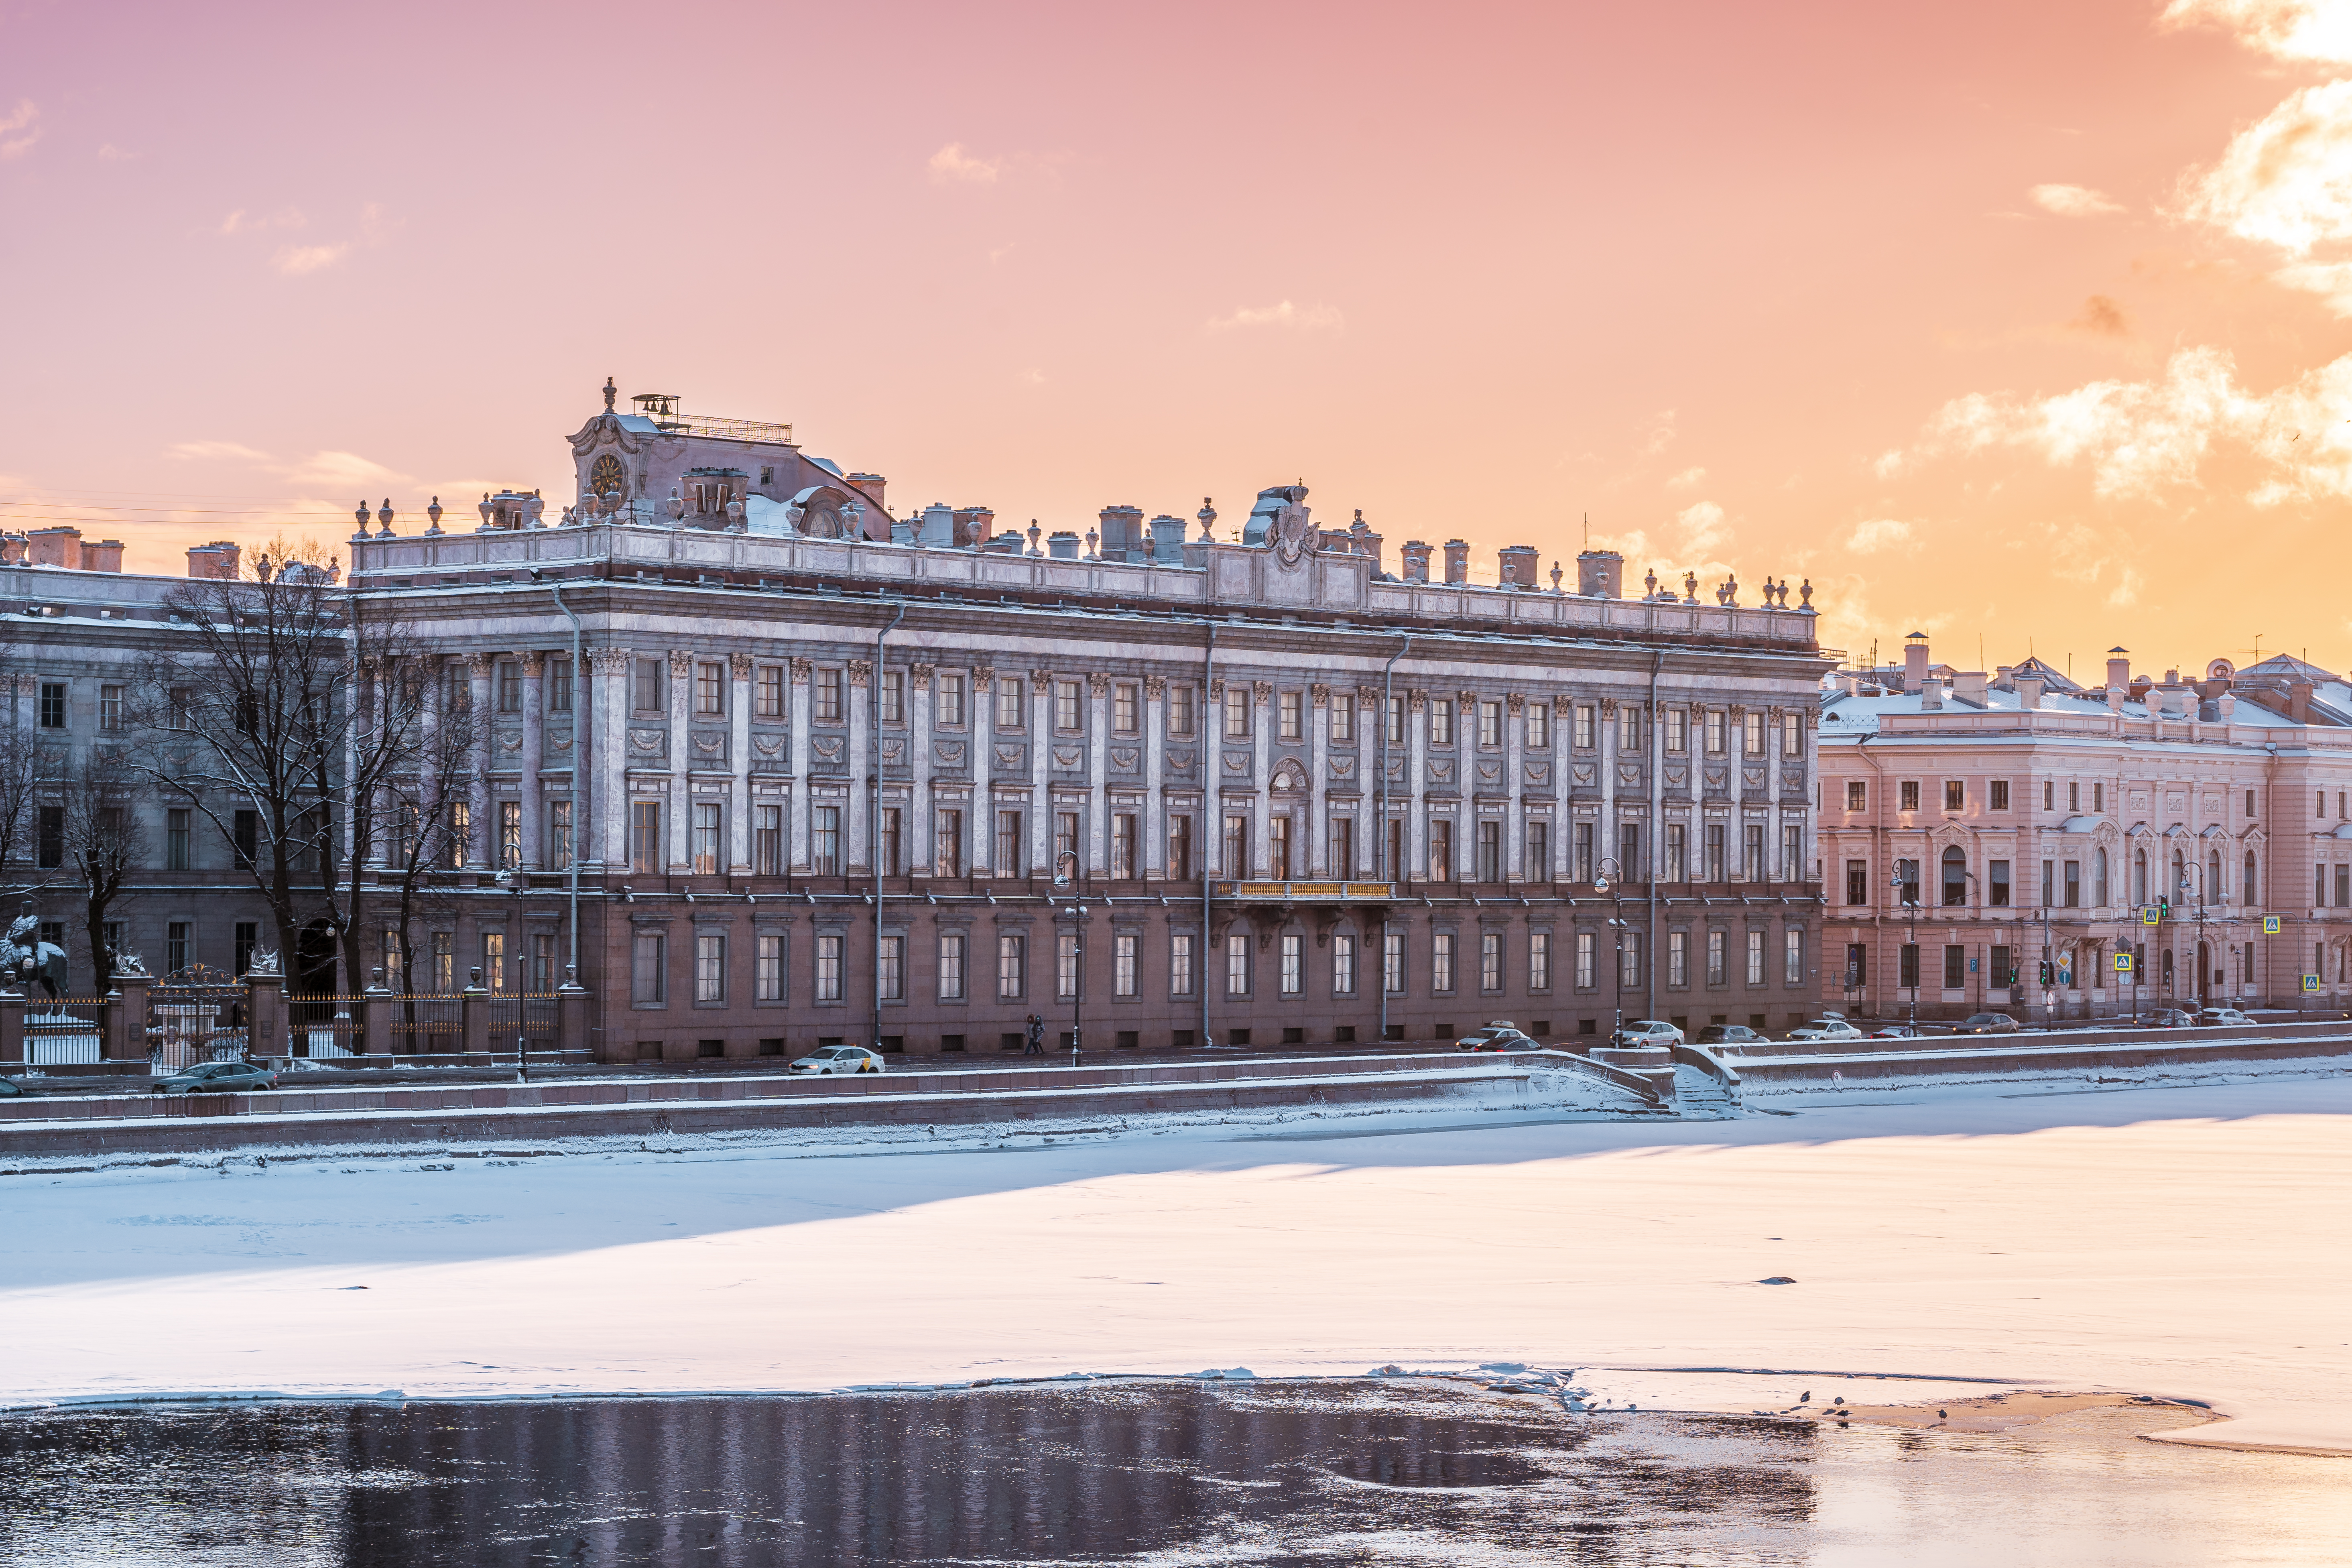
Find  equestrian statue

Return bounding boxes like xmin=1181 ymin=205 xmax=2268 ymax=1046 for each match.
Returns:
xmin=0 ymin=915 xmax=68 ymax=1002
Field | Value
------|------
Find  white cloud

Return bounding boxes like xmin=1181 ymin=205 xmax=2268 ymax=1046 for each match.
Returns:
xmin=927 ymin=142 xmax=1002 ymax=184
xmin=1666 ymin=466 xmax=1707 ymax=489
xmin=0 ymin=99 xmax=38 ymax=160
xmin=1892 ymin=343 xmax=2352 ymax=504
xmin=1673 ymin=499 xmax=1730 ymax=557
xmin=97 ymin=143 xmax=132 ymax=161
xmin=167 ymin=441 xmax=274 ymax=463
xmin=2179 ymin=77 xmax=2352 ymax=254
xmin=282 ymin=450 xmax=400 ymax=489
xmin=1845 ymin=517 xmax=1919 ymax=553
xmin=219 ymin=208 xmax=305 ymax=236
xmin=1206 ymin=300 xmax=1345 ymax=332
xmin=2160 ymin=0 xmax=2352 ymax=63
xmin=273 ymin=242 xmax=351 ymax=276
xmin=2272 ymin=257 xmax=2352 ymax=312
xmin=1640 ymin=411 xmax=1677 ymax=458
xmin=2031 ymin=183 xmax=2126 ymax=217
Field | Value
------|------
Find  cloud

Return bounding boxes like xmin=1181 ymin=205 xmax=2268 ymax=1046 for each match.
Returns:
xmin=1889 ymin=342 xmax=2352 ymax=504
xmin=2272 ymin=257 xmax=2352 ymax=311
xmin=2067 ymin=293 xmax=2133 ymax=336
xmin=0 ymin=99 xmax=37 ymax=160
xmin=167 ymin=441 xmax=274 ymax=463
xmin=928 ymin=142 xmax=1002 ymax=184
xmin=2160 ymin=0 xmax=2352 ymax=63
xmin=1673 ymin=499 xmax=1730 ymax=557
xmin=2178 ymin=77 xmax=2352 ymax=253
xmin=2031 ymin=183 xmax=2126 ymax=217
xmin=219 ymin=208 xmax=305 ymax=236
xmin=96 ymin=143 xmax=133 ymax=161
xmin=1640 ymin=411 xmax=1677 ymax=457
xmin=273 ymin=242 xmax=351 ymax=276
xmin=1206 ymin=300 xmax=1345 ymax=332
xmin=281 ymin=450 xmax=400 ymax=489
xmin=1665 ymin=466 xmax=1707 ymax=489
xmin=1845 ymin=517 xmax=1919 ymax=554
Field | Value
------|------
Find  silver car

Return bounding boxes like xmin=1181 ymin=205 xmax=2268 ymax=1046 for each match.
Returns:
xmin=1609 ymin=1019 xmax=1683 ymax=1048
xmin=787 ymin=1045 xmax=886 ymax=1075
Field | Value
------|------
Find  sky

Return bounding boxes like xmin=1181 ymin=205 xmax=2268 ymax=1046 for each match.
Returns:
xmin=5 ymin=0 xmax=2352 ymax=678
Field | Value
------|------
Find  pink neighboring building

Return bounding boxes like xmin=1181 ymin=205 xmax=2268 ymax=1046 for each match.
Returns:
xmin=1817 ymin=636 xmax=2352 ymax=1022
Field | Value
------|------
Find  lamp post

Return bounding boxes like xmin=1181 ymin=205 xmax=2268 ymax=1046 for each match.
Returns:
xmin=1053 ymin=849 xmax=1084 ymax=1067
xmin=496 ymin=856 xmax=529 ymax=1082
xmin=1890 ymin=867 xmax=1918 ymax=1033
xmin=1595 ymin=857 xmax=1628 ymax=1041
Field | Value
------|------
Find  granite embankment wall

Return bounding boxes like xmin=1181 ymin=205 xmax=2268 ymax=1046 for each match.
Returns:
xmin=1729 ymin=1021 xmax=2352 ymax=1088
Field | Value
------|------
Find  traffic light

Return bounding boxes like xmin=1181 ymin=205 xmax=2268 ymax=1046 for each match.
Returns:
xmin=2158 ymin=898 xmax=2170 ymax=918
xmin=2039 ymin=961 xmax=2055 ymax=986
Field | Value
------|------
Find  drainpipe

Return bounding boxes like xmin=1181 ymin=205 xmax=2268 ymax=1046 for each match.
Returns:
xmin=547 ymin=576 xmax=586 ymax=980
xmin=1378 ymin=635 xmax=1412 ymax=1047
xmin=1201 ymin=622 xmax=1218 ymax=1049
xmin=1647 ymin=649 xmax=1663 ymax=1020
xmin=873 ymin=600 xmax=905 ymax=1052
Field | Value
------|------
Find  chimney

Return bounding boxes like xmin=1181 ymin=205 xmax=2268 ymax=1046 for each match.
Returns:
xmin=1952 ymin=671 xmax=1988 ymax=706
xmin=1497 ymin=544 xmax=1539 ymax=588
xmin=917 ymin=503 xmax=956 ymax=547
xmin=846 ymin=472 xmax=888 ymax=513
xmin=77 ymin=540 xmax=124 ymax=573
xmin=187 ymin=541 xmax=242 ymax=580
xmin=25 ymin=526 xmax=81 ymax=568
xmin=1400 ymin=540 xmax=1433 ymax=583
xmin=1576 ymin=549 xmax=1624 ymax=598
xmin=1348 ymin=513 xmax=1385 ymax=577
xmin=2290 ymin=681 xmax=2314 ymax=724
xmin=2105 ymin=647 xmax=2130 ymax=697
xmin=1442 ymin=539 xmax=1470 ymax=585
xmin=1096 ymin=504 xmax=1145 ymax=563
xmin=1903 ymin=632 xmax=1930 ymax=695
xmin=1148 ymin=514 xmax=1188 ymax=563
xmin=1047 ymin=530 xmax=1081 ymax=560
xmin=2130 ymin=675 xmax=2152 ymax=706
xmin=952 ymin=506 xmax=995 ymax=547
xmin=2017 ymin=675 xmax=2044 ymax=710
xmin=1919 ymin=679 xmax=1944 ymax=710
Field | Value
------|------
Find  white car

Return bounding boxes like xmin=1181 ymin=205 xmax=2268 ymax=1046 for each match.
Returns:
xmin=2195 ymin=1007 xmax=2255 ymax=1028
xmin=788 ymin=1045 xmax=886 ymax=1075
xmin=1609 ymin=1019 xmax=1683 ymax=1048
xmin=1786 ymin=1017 xmax=1866 ymax=1042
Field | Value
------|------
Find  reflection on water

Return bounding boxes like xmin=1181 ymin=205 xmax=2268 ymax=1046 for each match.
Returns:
xmin=0 ymin=1381 xmax=2341 ymax=1566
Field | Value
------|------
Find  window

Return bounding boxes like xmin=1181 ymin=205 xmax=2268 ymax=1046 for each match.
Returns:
xmin=1527 ymin=821 xmax=1550 ymax=883
xmin=1619 ymin=704 xmax=1641 ymax=751
xmin=1899 ymin=780 xmax=1920 ymax=811
xmin=1944 ymin=780 xmax=1964 ymax=811
xmin=1704 ymin=822 xmax=1724 ymax=883
xmin=1985 ymin=779 xmax=2008 ymax=811
xmin=1384 ymin=930 xmax=1406 ymax=994
xmin=937 ymin=673 xmax=965 ymax=727
xmin=936 ymin=809 xmax=964 ymax=878
xmin=167 ymin=808 xmax=191 ymax=871
xmin=2132 ymin=849 xmax=2147 ymax=907
xmin=549 ymin=655 xmax=574 ymax=714
xmin=815 ymin=667 xmax=843 ymax=722
xmin=2245 ymin=852 xmax=2258 ymax=906
xmin=1706 ymin=929 xmax=1725 ymax=986
xmin=1224 ymin=684 xmax=1250 ymax=738
xmin=1783 ymin=824 xmax=1801 ymax=883
xmin=1224 ymin=815 xmax=1249 ymax=877
xmin=1573 ymin=822 xmax=1594 ymax=883
xmin=1575 ymin=704 xmax=1596 ymax=749
xmin=445 ymin=800 xmax=469 ymax=869
xmin=631 ymin=803 xmax=663 ymax=873
xmin=98 ymin=684 xmax=122 ymax=731
xmin=1331 ymin=697 xmax=1355 ymax=744
xmin=1990 ymin=859 xmax=2011 ymax=907
xmin=1944 ymin=944 xmax=1966 ymax=990
xmin=230 ymin=809 xmax=256 ymax=869
xmin=758 ymin=934 xmax=785 ymax=1001
xmin=2094 ymin=848 xmax=2109 ymax=908
xmin=633 ymin=658 xmax=663 ymax=712
xmin=997 ymin=678 xmax=1024 ymax=730
xmin=2069 ymin=782 xmax=2080 ymax=812
xmin=1530 ymin=930 xmax=1552 ymax=990
xmin=749 ymin=663 xmax=784 ymax=720
xmin=1704 ymin=710 xmax=1725 ymax=755
xmin=998 ymin=934 xmax=1025 ymax=999
xmin=816 ymin=933 xmax=843 ymax=1001
xmin=1226 ymin=932 xmax=1251 ymax=996
xmin=754 ymin=805 xmax=782 ymax=875
xmin=1620 ymin=931 xmax=1642 ymax=989
xmin=1429 ymin=699 xmax=1454 ymax=747
xmin=1668 ymin=930 xmax=1689 ymax=987
xmin=1741 ymin=823 xmax=1763 ymax=882
xmin=1335 ymin=932 xmax=1358 ymax=994
xmin=1269 ymin=815 xmax=1293 ymax=879
xmin=1665 ymin=710 xmax=1687 ymax=753
xmin=228 ymin=922 xmax=262 ymax=976
xmin=500 ymin=799 xmax=524 ymax=870
xmin=1896 ymin=858 xmax=1919 ymax=905
xmin=2093 ymin=782 xmax=2104 ymax=812
xmin=1781 ymin=713 xmax=1801 ymax=757
xmin=1114 ymin=682 xmax=1138 ymax=733
xmin=1476 ymin=820 xmax=1501 ymax=883
xmin=1478 ymin=700 xmax=1502 ymax=748
xmin=1279 ymin=690 xmax=1303 ymax=740
xmin=167 ymin=922 xmax=191 ymax=976
xmin=935 ymin=933 xmax=965 ymax=1000
xmin=1171 ymin=933 xmax=1195 ymax=996
xmin=1619 ymin=823 xmax=1641 ymax=883
xmin=1665 ymin=823 xmax=1687 ymax=883
xmin=1742 ymin=711 xmax=1762 ymax=756
xmin=1991 ymin=944 xmax=2013 ymax=988
xmin=2246 ymin=789 xmax=2257 ymax=819
xmin=812 ymin=806 xmax=841 ymax=877
xmin=1846 ymin=781 xmax=1867 ymax=812
xmin=38 ymin=682 xmax=64 ymax=729
xmin=1942 ymin=846 xmax=1968 ymax=907
xmin=632 ymin=933 xmax=665 ymax=1003
xmin=996 ymin=810 xmax=1025 ymax=878
xmin=695 ymin=933 xmax=726 ymax=1003
xmin=1168 ymin=683 xmax=1195 ymax=737
xmin=431 ymin=931 xmax=453 ymax=992
xmin=1387 ymin=696 xmax=1407 ymax=746
xmin=879 ymin=670 xmax=904 ymax=725
xmin=2045 ymin=781 xmax=2056 ymax=810
xmin=1110 ymin=813 xmax=1137 ymax=880
xmin=1747 ymin=929 xmax=1765 ymax=986
xmin=1429 ymin=819 xmax=1453 ymax=882
xmin=548 ymin=800 xmax=573 ymax=871
xmin=1168 ymin=815 xmax=1193 ymax=881
xmin=1114 ymin=932 xmax=1139 ymax=996
xmin=1480 ymin=931 xmax=1503 ymax=992
xmin=679 ymin=802 xmax=719 ymax=876
xmin=1281 ymin=931 xmax=1304 ymax=994
xmin=1056 ymin=679 xmax=1081 ymax=732
xmin=878 ymin=807 xmax=902 ymax=877
xmin=1432 ymin=932 xmax=1456 ymax=992
xmin=1055 ymin=811 xmax=1081 ymax=871
xmin=1330 ymin=817 xmax=1355 ymax=879
xmin=878 ymin=935 xmax=903 ymax=1001
xmin=1576 ymin=931 xmax=1596 ymax=989
xmin=2063 ymin=860 xmax=2081 ymax=908
xmin=1527 ymin=702 xmax=1549 ymax=750
xmin=1899 ymin=942 xmax=1919 ymax=989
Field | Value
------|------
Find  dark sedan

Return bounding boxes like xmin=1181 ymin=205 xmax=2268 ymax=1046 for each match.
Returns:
xmin=152 ymin=1060 xmax=278 ymax=1095
xmin=2144 ymin=1008 xmax=2197 ymax=1029
xmin=1950 ymin=1013 xmax=2020 ymax=1035
xmin=1694 ymin=1024 xmax=1768 ymax=1047
xmin=0 ymin=1076 xmax=22 ymax=1097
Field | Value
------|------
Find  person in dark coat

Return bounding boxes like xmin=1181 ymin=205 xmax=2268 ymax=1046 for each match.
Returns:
xmin=1024 ymin=1014 xmax=1044 ymax=1054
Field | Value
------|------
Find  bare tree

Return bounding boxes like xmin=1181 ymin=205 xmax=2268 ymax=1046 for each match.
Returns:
xmin=345 ymin=648 xmax=477 ymax=996
xmin=0 ymin=719 xmax=55 ymax=907
xmin=60 ymin=744 xmax=146 ymax=992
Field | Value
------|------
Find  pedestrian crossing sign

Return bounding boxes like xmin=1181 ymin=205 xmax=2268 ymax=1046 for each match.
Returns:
xmin=2303 ymin=974 xmax=2321 ymax=992
xmin=2141 ymin=906 xmax=2161 ymax=926
xmin=2263 ymin=915 xmax=2282 ymax=935
xmin=2112 ymin=952 xmax=2133 ymax=974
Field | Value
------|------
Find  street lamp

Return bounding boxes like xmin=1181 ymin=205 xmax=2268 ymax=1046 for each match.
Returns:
xmin=1890 ymin=867 xmax=1919 ymax=1033
xmin=496 ymin=854 xmax=529 ymax=1083
xmin=1594 ymin=856 xmax=1629 ymax=1040
xmin=1053 ymin=849 xmax=1085 ymax=1067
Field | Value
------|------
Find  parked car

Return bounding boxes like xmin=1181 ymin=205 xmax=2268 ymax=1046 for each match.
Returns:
xmin=1870 ymin=1023 xmax=1928 ymax=1039
xmin=1609 ymin=1019 xmax=1684 ymax=1048
xmin=1456 ymin=1022 xmax=1536 ymax=1052
xmin=2144 ymin=1008 xmax=2197 ymax=1029
xmin=1693 ymin=1024 xmax=1768 ymax=1047
xmin=787 ymin=1045 xmax=886 ymax=1075
xmin=151 ymin=1060 xmax=278 ymax=1095
xmin=0 ymin=1076 xmax=22 ymax=1097
xmin=1950 ymin=1013 xmax=2020 ymax=1035
xmin=2196 ymin=1007 xmax=2255 ymax=1027
xmin=1785 ymin=1017 xmax=1865 ymax=1042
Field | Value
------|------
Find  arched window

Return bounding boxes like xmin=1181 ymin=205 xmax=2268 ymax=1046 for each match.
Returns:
xmin=1941 ymin=846 xmax=1968 ymax=906
xmin=2094 ymin=848 xmax=2108 ymax=909
xmin=2172 ymin=850 xmax=2186 ymax=903
xmin=2209 ymin=850 xmax=2224 ymax=902
xmin=2245 ymin=852 xmax=2258 ymax=907
xmin=2134 ymin=849 xmax=2148 ymax=907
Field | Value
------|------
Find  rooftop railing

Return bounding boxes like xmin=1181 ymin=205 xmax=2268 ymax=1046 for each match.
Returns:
xmin=649 ymin=415 xmax=795 ymax=445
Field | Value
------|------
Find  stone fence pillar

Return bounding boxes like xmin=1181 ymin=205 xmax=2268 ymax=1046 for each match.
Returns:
xmin=0 ymin=989 xmax=21 ymax=1064
xmin=245 ymin=969 xmax=285 ymax=1061
xmin=363 ymin=975 xmax=393 ymax=1058
xmin=557 ymin=978 xmax=599 ymax=1059
xmin=460 ymin=970 xmax=491 ymax=1059
xmin=105 ymin=974 xmax=151 ymax=1061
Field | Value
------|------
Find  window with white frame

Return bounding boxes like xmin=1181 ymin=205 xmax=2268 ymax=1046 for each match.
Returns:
xmin=1480 ymin=931 xmax=1502 ymax=992
xmin=1226 ymin=932 xmax=1250 ymax=996
xmin=1114 ymin=932 xmax=1138 ymax=996
xmin=1281 ymin=932 xmax=1303 ymax=994
xmin=1784 ymin=929 xmax=1804 ymax=985
xmin=998 ymin=934 xmax=1025 ymax=999
xmin=1576 ymin=931 xmax=1596 ymax=989
xmin=1530 ymin=930 xmax=1551 ymax=990
xmin=1333 ymin=932 xmax=1356 ymax=994
xmin=1432 ymin=932 xmax=1456 ymax=992
xmin=815 ymin=933 xmax=843 ymax=1001
xmin=1057 ymin=933 xmax=1080 ymax=999
xmin=938 ymin=933 xmax=965 ymax=1000
xmin=878 ymin=935 xmax=903 ymax=1001
xmin=1170 ymin=932 xmax=1195 ymax=996
xmin=1747 ymin=929 xmax=1765 ymax=985
xmin=757 ymin=933 xmax=784 ymax=1001
xmin=695 ymin=932 xmax=725 ymax=1002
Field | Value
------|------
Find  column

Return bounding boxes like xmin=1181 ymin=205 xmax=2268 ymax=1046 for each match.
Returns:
xmin=1765 ymin=705 xmax=1783 ymax=879
xmin=1600 ymin=696 xmax=1618 ymax=876
xmin=728 ymin=653 xmax=753 ymax=873
xmin=1551 ymin=695 xmax=1571 ymax=881
xmin=520 ymin=653 xmax=545 ymax=871
xmin=847 ymin=657 xmax=873 ymax=875
xmin=1028 ymin=667 xmax=1051 ymax=876
xmin=971 ymin=665 xmax=995 ymax=877
xmin=1504 ymin=692 xmax=1525 ymax=883
xmin=666 ymin=650 xmax=692 ymax=871
xmin=911 ymin=663 xmax=934 ymax=879
xmin=1143 ymin=675 xmax=1167 ymax=878
xmin=1206 ymin=676 xmax=1225 ymax=874
xmin=1407 ymin=689 xmax=1428 ymax=881
xmin=1251 ymin=680 xmax=1273 ymax=877
xmin=1309 ymin=683 xmax=1330 ymax=877
xmin=789 ymin=657 xmax=812 ymax=873
xmin=595 ymin=648 xmax=631 ymax=873
xmin=466 ymin=653 xmax=494 ymax=868
xmin=1087 ymin=673 xmax=1110 ymax=877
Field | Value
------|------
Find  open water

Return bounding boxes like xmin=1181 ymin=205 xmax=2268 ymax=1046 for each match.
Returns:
xmin=0 ymin=1381 xmax=2341 ymax=1566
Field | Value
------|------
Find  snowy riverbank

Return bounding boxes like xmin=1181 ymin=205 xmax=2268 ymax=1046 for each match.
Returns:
xmin=4 ymin=1069 xmax=2347 ymax=1459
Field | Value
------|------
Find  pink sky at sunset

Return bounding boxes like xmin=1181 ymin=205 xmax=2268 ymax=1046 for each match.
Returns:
xmin=6 ymin=0 xmax=2352 ymax=678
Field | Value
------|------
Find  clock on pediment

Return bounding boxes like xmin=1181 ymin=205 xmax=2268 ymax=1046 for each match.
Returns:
xmin=588 ymin=454 xmax=627 ymax=499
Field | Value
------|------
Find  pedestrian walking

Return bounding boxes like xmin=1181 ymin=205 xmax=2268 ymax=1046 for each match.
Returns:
xmin=1024 ymin=1013 xmax=1044 ymax=1055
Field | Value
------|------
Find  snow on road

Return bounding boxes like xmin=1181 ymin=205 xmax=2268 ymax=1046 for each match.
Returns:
xmin=4 ymin=1073 xmax=2348 ymax=1458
